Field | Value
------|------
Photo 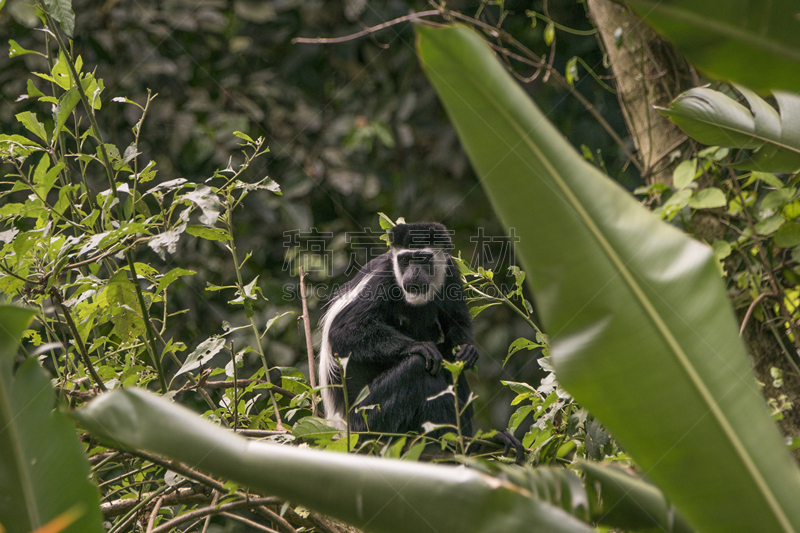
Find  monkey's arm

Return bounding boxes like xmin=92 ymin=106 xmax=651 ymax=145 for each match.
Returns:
xmin=329 ymin=307 xmax=443 ymax=374
xmin=438 ymin=276 xmax=478 ymax=367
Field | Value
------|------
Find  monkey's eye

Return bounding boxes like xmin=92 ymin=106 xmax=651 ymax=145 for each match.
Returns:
xmin=412 ymin=253 xmax=432 ymax=264
xmin=399 ymin=255 xmax=411 ymax=266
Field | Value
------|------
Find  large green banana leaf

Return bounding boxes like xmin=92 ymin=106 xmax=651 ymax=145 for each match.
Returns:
xmin=659 ymin=86 xmax=800 ymax=173
xmin=76 ymin=387 xmax=700 ymax=532
xmin=75 ymin=387 xmax=597 ymax=533
xmin=416 ymin=23 xmax=800 ymax=533
xmin=0 ymin=306 xmax=103 ymax=533
xmin=625 ymin=0 xmax=800 ymax=94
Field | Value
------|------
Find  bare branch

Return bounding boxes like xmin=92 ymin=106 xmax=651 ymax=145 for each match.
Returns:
xmin=150 ymin=497 xmax=279 ymax=533
xmin=292 ymin=10 xmax=440 ymax=44
xmin=102 ymin=486 xmax=213 ymax=518
xmin=299 ymin=267 xmax=319 ymax=415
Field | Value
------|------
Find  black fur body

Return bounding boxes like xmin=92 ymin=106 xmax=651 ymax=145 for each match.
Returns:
xmin=319 ymin=223 xmax=476 ymax=436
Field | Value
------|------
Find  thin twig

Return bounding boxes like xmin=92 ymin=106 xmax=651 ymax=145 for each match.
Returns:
xmin=108 ymin=483 xmax=172 ymax=533
xmin=145 ymin=496 xmax=165 ymax=533
xmin=220 ymin=512 xmax=280 ymax=533
xmin=150 ymin=498 xmax=278 ymax=533
xmin=739 ymin=292 xmax=772 ymax=337
xmin=254 ymin=506 xmax=296 ymax=533
xmin=292 ymin=10 xmax=440 ymax=44
xmin=230 ymin=340 xmax=239 ymax=431
xmin=128 ymin=451 xmax=228 ymax=493
xmin=299 ymin=267 xmax=319 ymax=415
xmin=231 ymin=429 xmax=288 ymax=438
xmin=450 ymin=12 xmax=644 ymax=173
xmin=200 ymin=491 xmax=220 ymax=533
xmin=291 ymin=7 xmax=641 ymax=173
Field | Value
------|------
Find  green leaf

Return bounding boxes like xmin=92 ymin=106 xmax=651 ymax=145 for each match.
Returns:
xmin=232 ymin=130 xmax=254 ymax=143
xmin=0 ymin=306 xmax=103 ymax=533
xmin=81 ymin=73 xmax=104 ymax=110
xmin=762 ymin=188 xmax=796 ymax=212
xmin=44 ymin=0 xmax=75 ymax=37
xmin=501 ymin=380 xmax=538 ymax=396
xmin=104 ymin=271 xmax=145 ymax=341
xmin=76 ymin=388 xmax=595 ymax=533
xmin=175 ymin=336 xmax=226 ymax=376
xmin=688 ymin=187 xmax=727 ymax=209
xmin=658 ymin=188 xmax=692 ymax=220
xmin=291 ymin=416 xmax=341 ymax=442
xmin=755 ymin=213 xmax=785 ymax=236
xmin=26 ymin=79 xmax=44 ymax=98
xmin=8 ymin=39 xmax=36 ymax=57
xmin=377 ymin=212 xmax=395 ymax=230
xmin=180 ymin=185 xmax=221 ymax=226
xmin=32 ymin=153 xmax=50 ymax=197
xmin=15 ymin=111 xmax=48 ymax=143
xmin=753 ymin=172 xmax=785 ymax=189
xmin=660 ymin=87 xmax=800 ymax=174
xmin=626 ymin=0 xmax=800 ymax=94
xmin=155 ymin=268 xmax=196 ymax=295
xmin=0 ymin=134 xmax=42 ymax=150
xmin=417 ymin=23 xmax=800 ymax=533
xmin=774 ymin=222 xmax=800 ymax=248
xmin=53 ymin=88 xmax=80 ymax=138
xmin=36 ymin=161 xmax=65 ymax=200
xmin=711 ymin=240 xmax=732 ymax=260
xmin=504 ymin=337 xmax=540 ymax=365
xmin=50 ymin=50 xmax=72 ymax=90
xmin=672 ymin=159 xmax=697 ymax=189
xmin=469 ymin=302 xmax=501 ymax=318
xmin=185 ymin=225 xmax=230 ymax=242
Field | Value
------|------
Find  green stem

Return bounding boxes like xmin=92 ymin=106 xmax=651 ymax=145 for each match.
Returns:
xmin=51 ymin=289 xmax=107 ymax=393
xmin=231 ymin=340 xmax=239 ymax=432
xmin=338 ymin=358 xmax=352 ymax=452
xmin=452 ymin=371 xmax=465 ymax=456
xmin=224 ymin=208 xmax=283 ymax=428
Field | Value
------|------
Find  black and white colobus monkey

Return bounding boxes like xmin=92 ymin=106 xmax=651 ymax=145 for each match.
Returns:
xmin=318 ymin=222 xmax=478 ymax=435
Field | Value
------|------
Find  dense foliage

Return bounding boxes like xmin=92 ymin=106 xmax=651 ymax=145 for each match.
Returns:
xmin=0 ymin=0 xmax=634 ymax=431
xmin=2 ymin=0 xmax=800 ymax=532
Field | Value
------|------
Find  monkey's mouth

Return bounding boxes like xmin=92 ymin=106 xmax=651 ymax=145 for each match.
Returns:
xmin=404 ymin=283 xmax=429 ymax=295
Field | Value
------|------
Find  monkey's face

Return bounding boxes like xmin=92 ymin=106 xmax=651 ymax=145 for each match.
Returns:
xmin=393 ymin=248 xmax=446 ymax=305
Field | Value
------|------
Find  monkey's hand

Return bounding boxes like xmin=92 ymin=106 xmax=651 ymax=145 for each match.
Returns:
xmin=455 ymin=344 xmax=478 ymax=369
xmin=495 ymin=430 xmax=525 ymax=465
xmin=410 ymin=342 xmax=443 ymax=376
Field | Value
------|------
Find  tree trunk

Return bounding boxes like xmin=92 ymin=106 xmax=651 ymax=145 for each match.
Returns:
xmin=588 ymin=0 xmax=800 ymax=460
xmin=587 ymin=0 xmax=694 ymax=184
